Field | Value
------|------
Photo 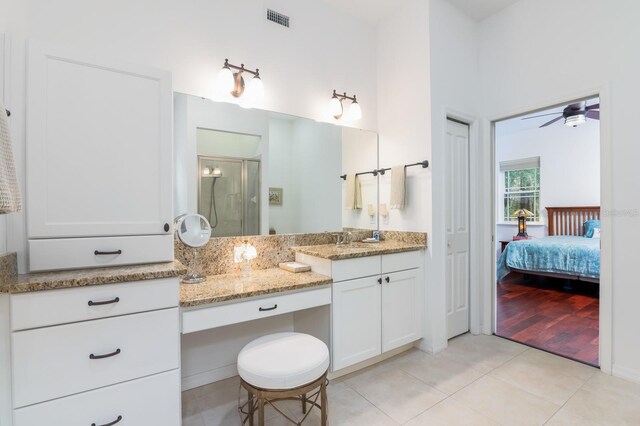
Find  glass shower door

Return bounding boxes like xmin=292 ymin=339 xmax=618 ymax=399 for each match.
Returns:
xmin=198 ymin=156 xmax=261 ymax=237
xmin=199 ymin=157 xmax=243 ymax=237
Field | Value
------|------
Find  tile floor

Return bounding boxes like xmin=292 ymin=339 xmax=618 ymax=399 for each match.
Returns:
xmin=182 ymin=334 xmax=640 ymax=425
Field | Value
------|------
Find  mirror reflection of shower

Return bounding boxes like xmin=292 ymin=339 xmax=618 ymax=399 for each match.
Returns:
xmin=202 ymin=166 xmax=223 ymax=230
xmin=198 ymin=156 xmax=260 ymax=237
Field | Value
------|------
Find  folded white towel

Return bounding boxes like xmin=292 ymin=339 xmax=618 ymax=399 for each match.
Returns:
xmin=0 ymin=100 xmax=21 ymax=214
xmin=390 ymin=165 xmax=406 ymax=209
xmin=345 ymin=174 xmax=362 ymax=210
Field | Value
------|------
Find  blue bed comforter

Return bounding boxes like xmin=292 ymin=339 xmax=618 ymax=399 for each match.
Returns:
xmin=497 ymin=236 xmax=600 ymax=281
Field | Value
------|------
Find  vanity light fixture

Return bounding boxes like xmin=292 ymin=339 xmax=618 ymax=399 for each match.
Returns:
xmin=328 ymin=90 xmax=362 ymax=121
xmin=217 ymin=59 xmax=264 ymax=104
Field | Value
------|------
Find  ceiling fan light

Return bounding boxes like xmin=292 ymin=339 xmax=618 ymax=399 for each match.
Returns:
xmin=564 ymin=113 xmax=586 ymax=127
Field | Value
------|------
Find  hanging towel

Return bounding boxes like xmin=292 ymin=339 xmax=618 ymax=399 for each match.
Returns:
xmin=0 ymin=100 xmax=22 ymax=214
xmin=390 ymin=165 xmax=406 ymax=209
xmin=345 ymin=174 xmax=362 ymax=209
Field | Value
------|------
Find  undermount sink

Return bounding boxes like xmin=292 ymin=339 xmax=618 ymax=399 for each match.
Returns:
xmin=335 ymin=244 xmax=375 ymax=250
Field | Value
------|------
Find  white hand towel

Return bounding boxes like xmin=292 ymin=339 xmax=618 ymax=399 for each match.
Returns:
xmin=390 ymin=165 xmax=406 ymax=209
xmin=345 ymin=174 xmax=363 ymax=210
xmin=0 ymin=101 xmax=22 ymax=214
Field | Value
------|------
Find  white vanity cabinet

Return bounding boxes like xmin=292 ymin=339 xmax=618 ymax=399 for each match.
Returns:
xmin=297 ymin=250 xmax=424 ymax=371
xmin=4 ymin=278 xmax=181 ymax=426
xmin=26 ymin=42 xmax=173 ymax=271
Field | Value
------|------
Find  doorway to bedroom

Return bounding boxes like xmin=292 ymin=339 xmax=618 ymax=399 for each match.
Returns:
xmin=494 ymin=96 xmax=601 ymax=367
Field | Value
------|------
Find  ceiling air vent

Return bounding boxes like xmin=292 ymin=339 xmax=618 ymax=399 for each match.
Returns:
xmin=267 ymin=9 xmax=290 ymax=28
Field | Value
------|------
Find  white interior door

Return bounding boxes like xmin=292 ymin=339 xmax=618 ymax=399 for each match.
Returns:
xmin=446 ymin=119 xmax=470 ymax=339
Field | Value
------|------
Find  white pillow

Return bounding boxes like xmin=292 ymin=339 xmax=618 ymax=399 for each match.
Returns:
xmin=592 ymin=228 xmax=601 ymax=239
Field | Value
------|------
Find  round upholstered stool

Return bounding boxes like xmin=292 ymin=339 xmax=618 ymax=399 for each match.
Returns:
xmin=237 ymin=332 xmax=330 ymax=425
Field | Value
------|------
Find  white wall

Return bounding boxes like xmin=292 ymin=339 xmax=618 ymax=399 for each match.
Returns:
xmin=427 ymin=0 xmax=481 ymax=347
xmin=0 ymin=32 xmax=7 ymax=254
xmin=495 ymin=115 xmax=600 ymax=246
xmin=478 ymin=0 xmax=640 ymax=381
xmin=1 ymin=0 xmax=378 ymax=271
xmin=377 ymin=0 xmax=431 ymax=235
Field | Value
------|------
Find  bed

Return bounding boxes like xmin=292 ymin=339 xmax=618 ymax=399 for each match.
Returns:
xmin=497 ymin=206 xmax=601 ymax=283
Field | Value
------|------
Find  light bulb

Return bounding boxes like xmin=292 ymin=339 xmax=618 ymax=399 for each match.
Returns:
xmin=247 ymin=76 xmax=264 ymax=103
xmin=347 ymin=101 xmax=362 ymax=121
xmin=217 ymin=66 xmax=234 ymax=95
xmin=328 ymin=96 xmax=343 ymax=118
xmin=564 ymin=114 xmax=586 ymax=127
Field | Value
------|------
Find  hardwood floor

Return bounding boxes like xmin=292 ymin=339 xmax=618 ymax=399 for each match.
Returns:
xmin=496 ymin=272 xmax=599 ymax=367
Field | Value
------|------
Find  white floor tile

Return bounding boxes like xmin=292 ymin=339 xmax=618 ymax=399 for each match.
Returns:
xmin=404 ymin=397 xmax=499 ymax=426
xmin=562 ymin=372 xmax=640 ymax=426
xmin=452 ymin=375 xmax=560 ymax=426
xmin=441 ymin=334 xmax=527 ymax=374
xmin=395 ymin=349 xmax=485 ymax=395
xmin=490 ymin=348 xmax=596 ymax=405
xmin=346 ymin=368 xmax=446 ymax=424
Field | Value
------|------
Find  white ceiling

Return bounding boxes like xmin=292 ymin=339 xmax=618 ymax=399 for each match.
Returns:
xmin=445 ymin=0 xmax=521 ymax=21
xmin=318 ymin=0 xmax=410 ymax=25
xmin=319 ymin=0 xmax=520 ymax=25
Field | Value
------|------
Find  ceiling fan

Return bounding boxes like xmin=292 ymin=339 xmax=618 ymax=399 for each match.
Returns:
xmin=522 ymin=101 xmax=600 ymax=128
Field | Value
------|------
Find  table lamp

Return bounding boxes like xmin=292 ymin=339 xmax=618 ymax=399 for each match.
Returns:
xmin=513 ymin=208 xmax=534 ymax=239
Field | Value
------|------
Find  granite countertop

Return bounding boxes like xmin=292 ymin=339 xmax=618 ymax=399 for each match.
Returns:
xmin=292 ymin=240 xmax=426 ymax=260
xmin=180 ymin=268 xmax=332 ymax=308
xmin=0 ymin=261 xmax=186 ymax=294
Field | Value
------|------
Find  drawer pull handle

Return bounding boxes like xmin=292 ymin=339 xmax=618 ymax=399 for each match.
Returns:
xmin=92 ymin=415 xmax=123 ymax=426
xmin=377 ymin=278 xmax=382 ymax=285
xmin=88 ymin=297 xmax=120 ymax=306
xmin=259 ymin=304 xmax=278 ymax=312
xmin=94 ymin=250 xmax=122 ymax=256
xmin=385 ymin=276 xmax=390 ymax=283
xmin=89 ymin=348 xmax=121 ymax=360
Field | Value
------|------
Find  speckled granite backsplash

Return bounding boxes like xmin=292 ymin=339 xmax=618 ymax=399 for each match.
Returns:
xmin=175 ymin=231 xmax=427 ymax=276
xmin=0 ymin=252 xmax=17 ymax=283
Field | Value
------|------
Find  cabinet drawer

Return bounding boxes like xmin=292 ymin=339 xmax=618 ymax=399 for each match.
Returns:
xmin=11 ymin=278 xmax=179 ymax=331
xmin=332 ymin=256 xmax=381 ymax=282
xmin=28 ymin=235 xmax=173 ymax=272
xmin=13 ymin=370 xmax=180 ymax=426
xmin=381 ymin=251 xmax=421 ymax=273
xmin=12 ymin=308 xmax=179 ymax=408
xmin=182 ymin=286 xmax=331 ymax=334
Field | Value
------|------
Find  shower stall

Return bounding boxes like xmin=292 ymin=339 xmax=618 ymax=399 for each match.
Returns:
xmin=198 ymin=156 xmax=260 ymax=237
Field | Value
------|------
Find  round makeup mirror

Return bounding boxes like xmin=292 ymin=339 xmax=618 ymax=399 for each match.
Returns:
xmin=175 ymin=214 xmax=211 ymax=284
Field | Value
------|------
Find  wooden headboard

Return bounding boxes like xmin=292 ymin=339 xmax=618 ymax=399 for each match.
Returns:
xmin=546 ymin=206 xmax=600 ymax=236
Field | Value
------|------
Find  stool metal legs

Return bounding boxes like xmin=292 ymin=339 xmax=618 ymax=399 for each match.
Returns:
xmin=239 ymin=371 xmax=328 ymax=425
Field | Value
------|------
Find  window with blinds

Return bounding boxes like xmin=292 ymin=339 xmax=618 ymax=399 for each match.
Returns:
xmin=500 ymin=157 xmax=540 ymax=222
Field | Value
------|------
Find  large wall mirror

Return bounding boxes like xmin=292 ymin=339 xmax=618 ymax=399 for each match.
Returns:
xmin=174 ymin=93 xmax=379 ymax=237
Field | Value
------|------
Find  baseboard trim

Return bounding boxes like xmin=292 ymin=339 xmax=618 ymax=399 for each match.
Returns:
xmin=612 ymin=364 xmax=640 ymax=385
xmin=328 ymin=342 xmax=416 ymax=379
xmin=181 ymin=364 xmax=238 ymax=391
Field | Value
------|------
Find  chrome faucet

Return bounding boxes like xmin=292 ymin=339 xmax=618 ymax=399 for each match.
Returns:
xmin=336 ymin=231 xmax=353 ymax=245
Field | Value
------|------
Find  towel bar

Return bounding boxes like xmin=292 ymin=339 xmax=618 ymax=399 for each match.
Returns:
xmin=339 ymin=159 xmax=429 ymax=180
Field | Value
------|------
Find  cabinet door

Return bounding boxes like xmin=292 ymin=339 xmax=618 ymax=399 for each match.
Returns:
xmin=332 ymin=276 xmax=381 ymax=371
xmin=382 ymin=269 xmax=422 ymax=352
xmin=26 ymin=42 xmax=173 ymax=238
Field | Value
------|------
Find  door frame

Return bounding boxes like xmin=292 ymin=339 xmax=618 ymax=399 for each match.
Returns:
xmin=483 ymin=85 xmax=612 ymax=374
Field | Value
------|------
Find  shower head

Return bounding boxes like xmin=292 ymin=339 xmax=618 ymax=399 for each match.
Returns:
xmin=203 ymin=167 xmax=223 ymax=178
